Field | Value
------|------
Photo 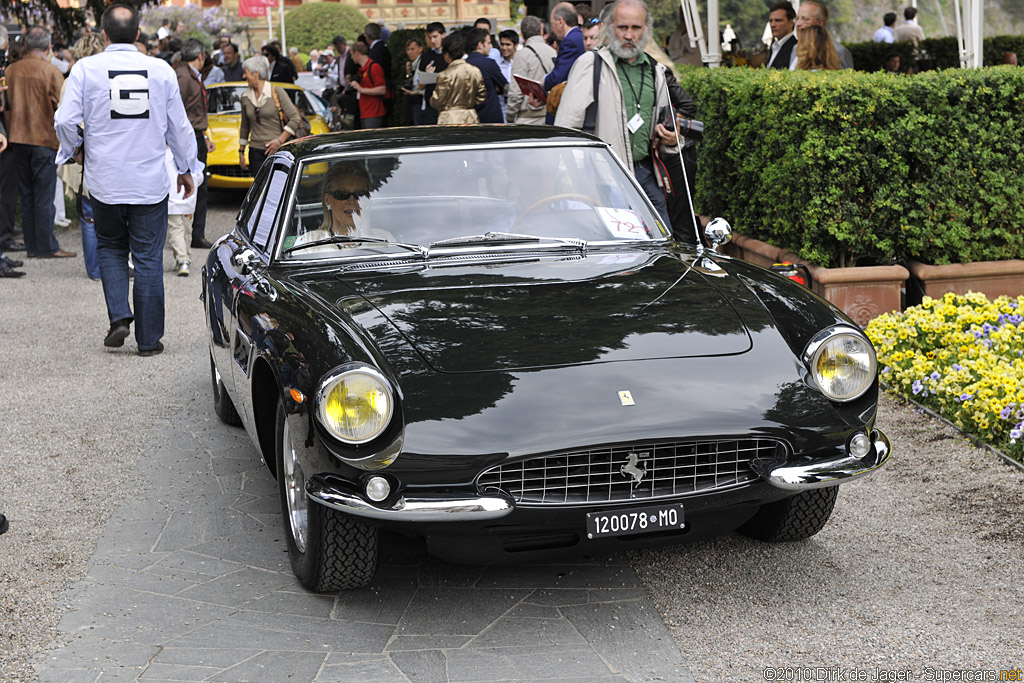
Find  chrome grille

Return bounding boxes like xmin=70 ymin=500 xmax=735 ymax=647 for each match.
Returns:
xmin=208 ymin=165 xmax=253 ymax=179
xmin=477 ymin=439 xmax=779 ymax=505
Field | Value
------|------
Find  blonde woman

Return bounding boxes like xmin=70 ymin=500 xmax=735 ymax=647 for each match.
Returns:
xmin=291 ymin=163 xmax=394 ymax=253
xmin=794 ymin=25 xmax=841 ymax=71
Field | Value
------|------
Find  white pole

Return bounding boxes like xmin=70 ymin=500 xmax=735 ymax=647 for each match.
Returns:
xmin=971 ymin=0 xmax=984 ymax=67
xmin=706 ymin=0 xmax=720 ymax=67
xmin=679 ymin=0 xmax=709 ymax=66
xmin=279 ymin=0 xmax=286 ymax=51
xmin=266 ymin=7 xmax=273 ymax=46
xmin=953 ymin=0 xmax=966 ymax=67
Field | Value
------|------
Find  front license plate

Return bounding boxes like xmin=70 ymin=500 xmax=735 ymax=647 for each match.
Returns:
xmin=586 ymin=503 xmax=685 ymax=539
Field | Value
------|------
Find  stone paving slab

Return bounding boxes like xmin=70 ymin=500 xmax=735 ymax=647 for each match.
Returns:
xmin=34 ymin=335 xmax=693 ymax=682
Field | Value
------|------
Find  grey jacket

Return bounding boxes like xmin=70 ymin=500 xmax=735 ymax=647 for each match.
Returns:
xmin=506 ymin=36 xmax=556 ymax=123
xmin=554 ymin=47 xmax=677 ymax=168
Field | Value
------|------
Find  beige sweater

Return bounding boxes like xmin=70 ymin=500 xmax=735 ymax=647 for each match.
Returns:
xmin=238 ymin=82 xmax=301 ymax=150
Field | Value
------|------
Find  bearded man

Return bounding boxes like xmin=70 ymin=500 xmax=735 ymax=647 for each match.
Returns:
xmin=554 ymin=0 xmax=679 ymax=231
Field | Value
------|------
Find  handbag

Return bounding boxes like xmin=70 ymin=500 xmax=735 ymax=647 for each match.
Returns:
xmin=270 ymin=86 xmax=312 ymax=139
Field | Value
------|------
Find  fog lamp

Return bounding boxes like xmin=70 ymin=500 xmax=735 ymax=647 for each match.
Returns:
xmin=365 ymin=476 xmax=391 ymax=502
xmin=849 ymin=432 xmax=872 ymax=458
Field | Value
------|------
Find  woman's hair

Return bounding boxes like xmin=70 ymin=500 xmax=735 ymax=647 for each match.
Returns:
xmin=261 ymin=43 xmax=280 ymax=60
xmin=323 ymin=162 xmax=371 ymax=194
xmin=795 ymin=25 xmax=840 ymax=71
xmin=441 ymin=31 xmax=466 ymax=59
xmin=70 ymin=32 xmax=106 ymax=60
xmin=242 ymin=55 xmax=270 ymax=79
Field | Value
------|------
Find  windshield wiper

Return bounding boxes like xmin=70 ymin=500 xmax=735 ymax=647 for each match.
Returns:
xmin=428 ymin=232 xmax=587 ymax=251
xmin=284 ymin=235 xmax=428 ymax=258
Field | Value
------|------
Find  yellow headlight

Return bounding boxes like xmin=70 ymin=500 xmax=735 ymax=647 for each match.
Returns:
xmin=805 ymin=328 xmax=877 ymax=402
xmin=318 ymin=369 xmax=394 ymax=443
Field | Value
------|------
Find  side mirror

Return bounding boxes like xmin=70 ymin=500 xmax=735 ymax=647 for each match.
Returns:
xmin=704 ymin=217 xmax=732 ymax=252
xmin=231 ymin=248 xmax=259 ymax=275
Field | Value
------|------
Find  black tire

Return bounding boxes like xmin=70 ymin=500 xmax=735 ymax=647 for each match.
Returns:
xmin=275 ymin=400 xmax=379 ymax=591
xmin=210 ymin=353 xmax=242 ymax=426
xmin=739 ymin=486 xmax=839 ymax=542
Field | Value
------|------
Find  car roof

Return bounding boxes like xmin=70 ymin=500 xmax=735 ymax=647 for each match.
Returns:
xmin=281 ymin=125 xmax=607 ymax=158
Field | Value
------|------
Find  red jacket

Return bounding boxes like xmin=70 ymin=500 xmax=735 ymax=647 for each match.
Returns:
xmin=357 ymin=59 xmax=386 ymax=119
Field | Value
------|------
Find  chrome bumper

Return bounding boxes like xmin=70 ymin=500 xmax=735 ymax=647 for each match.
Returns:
xmin=760 ymin=429 xmax=892 ymax=490
xmin=306 ymin=474 xmax=515 ymax=522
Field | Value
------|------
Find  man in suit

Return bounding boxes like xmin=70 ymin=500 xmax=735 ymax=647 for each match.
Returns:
xmin=794 ymin=0 xmax=853 ymax=70
xmin=543 ymin=2 xmax=585 ymax=93
xmin=766 ymin=1 xmax=796 ymax=69
xmin=466 ymin=27 xmax=508 ymax=124
xmin=364 ymin=23 xmax=391 ymax=83
xmin=418 ymin=23 xmax=448 ymax=125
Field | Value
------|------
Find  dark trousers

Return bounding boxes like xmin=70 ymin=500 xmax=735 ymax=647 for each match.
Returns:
xmin=661 ymin=146 xmax=700 ymax=245
xmin=633 ymin=156 xmax=672 ymax=235
xmin=0 ymin=148 xmax=20 ymax=245
xmin=93 ymin=197 xmax=168 ymax=352
xmin=247 ymin=148 xmax=268 ymax=176
xmin=192 ymin=130 xmax=209 ymax=242
xmin=12 ymin=144 xmax=60 ymax=256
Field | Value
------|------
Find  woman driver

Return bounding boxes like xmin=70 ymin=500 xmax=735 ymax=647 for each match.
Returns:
xmin=292 ymin=163 xmax=394 ymax=251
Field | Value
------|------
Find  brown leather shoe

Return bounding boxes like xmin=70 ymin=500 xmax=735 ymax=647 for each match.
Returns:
xmin=49 ymin=250 xmax=77 ymax=258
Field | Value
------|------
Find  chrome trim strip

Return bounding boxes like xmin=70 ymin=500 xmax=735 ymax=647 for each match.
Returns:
xmin=306 ymin=474 xmax=515 ymax=521
xmin=759 ymin=429 xmax=891 ymax=490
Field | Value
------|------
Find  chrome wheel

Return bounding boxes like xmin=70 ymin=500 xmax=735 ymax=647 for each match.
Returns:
xmin=281 ymin=417 xmax=308 ymax=553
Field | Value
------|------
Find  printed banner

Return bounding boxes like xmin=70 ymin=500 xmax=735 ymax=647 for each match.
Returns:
xmin=239 ymin=0 xmax=275 ymax=18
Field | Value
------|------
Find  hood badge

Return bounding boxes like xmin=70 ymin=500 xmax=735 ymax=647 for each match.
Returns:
xmin=618 ymin=390 xmax=635 ymax=406
xmin=620 ymin=452 xmax=648 ymax=487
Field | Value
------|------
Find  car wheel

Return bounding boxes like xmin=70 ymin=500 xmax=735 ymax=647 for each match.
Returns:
xmin=275 ymin=400 xmax=379 ymax=591
xmin=210 ymin=353 xmax=242 ymax=426
xmin=739 ymin=486 xmax=839 ymax=542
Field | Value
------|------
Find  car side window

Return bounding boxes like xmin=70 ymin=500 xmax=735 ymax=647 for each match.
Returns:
xmin=248 ymin=163 xmax=292 ymax=253
xmin=237 ymin=162 xmax=273 ymax=241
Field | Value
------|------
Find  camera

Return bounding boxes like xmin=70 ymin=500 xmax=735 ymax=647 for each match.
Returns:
xmin=659 ymin=106 xmax=704 ymax=141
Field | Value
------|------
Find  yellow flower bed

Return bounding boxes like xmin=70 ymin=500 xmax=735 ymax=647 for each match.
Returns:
xmin=865 ymin=291 xmax=1024 ymax=463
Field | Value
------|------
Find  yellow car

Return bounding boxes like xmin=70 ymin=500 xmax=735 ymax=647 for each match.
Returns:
xmin=206 ymin=81 xmax=332 ymax=189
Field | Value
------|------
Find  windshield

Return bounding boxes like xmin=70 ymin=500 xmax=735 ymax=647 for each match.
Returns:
xmin=282 ymin=145 xmax=668 ymax=259
xmin=207 ymin=85 xmax=320 ymax=118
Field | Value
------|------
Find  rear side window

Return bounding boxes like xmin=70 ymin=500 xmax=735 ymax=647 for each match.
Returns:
xmin=238 ymin=162 xmax=292 ymax=254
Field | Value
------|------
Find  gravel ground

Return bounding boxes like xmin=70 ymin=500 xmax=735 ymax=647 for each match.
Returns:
xmin=2 ymin=195 xmax=1022 ymax=681
xmin=0 ymin=193 xmax=238 ymax=682
xmin=631 ymin=397 xmax=1024 ymax=681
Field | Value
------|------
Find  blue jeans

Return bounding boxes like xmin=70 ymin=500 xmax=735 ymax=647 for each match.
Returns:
xmin=634 ymin=157 xmax=673 ymax=235
xmin=93 ymin=198 xmax=168 ymax=351
xmin=79 ymin=194 xmax=100 ymax=279
xmin=13 ymin=144 xmax=60 ymax=255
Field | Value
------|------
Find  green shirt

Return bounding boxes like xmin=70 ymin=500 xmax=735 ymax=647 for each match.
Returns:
xmin=615 ymin=56 xmax=654 ymax=163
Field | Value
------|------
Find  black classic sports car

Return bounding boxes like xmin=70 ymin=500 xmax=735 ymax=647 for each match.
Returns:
xmin=202 ymin=127 xmax=891 ymax=591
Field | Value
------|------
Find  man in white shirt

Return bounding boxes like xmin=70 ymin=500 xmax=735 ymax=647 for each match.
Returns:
xmin=873 ymin=13 xmax=896 ymax=43
xmin=766 ymin=1 xmax=796 ymax=69
xmin=496 ymin=29 xmax=517 ymax=120
xmin=55 ymin=3 xmax=198 ymax=357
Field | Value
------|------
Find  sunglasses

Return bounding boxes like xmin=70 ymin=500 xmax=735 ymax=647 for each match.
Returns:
xmin=327 ymin=189 xmax=370 ymax=201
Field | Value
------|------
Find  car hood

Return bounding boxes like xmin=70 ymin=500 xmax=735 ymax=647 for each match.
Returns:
xmin=305 ymin=250 xmax=753 ymax=373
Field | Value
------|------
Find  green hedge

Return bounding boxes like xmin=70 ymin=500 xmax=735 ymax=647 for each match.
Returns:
xmin=678 ymin=66 xmax=1024 ymax=267
xmin=847 ymin=35 xmax=1024 ymax=71
xmin=284 ymin=3 xmax=369 ymax=54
